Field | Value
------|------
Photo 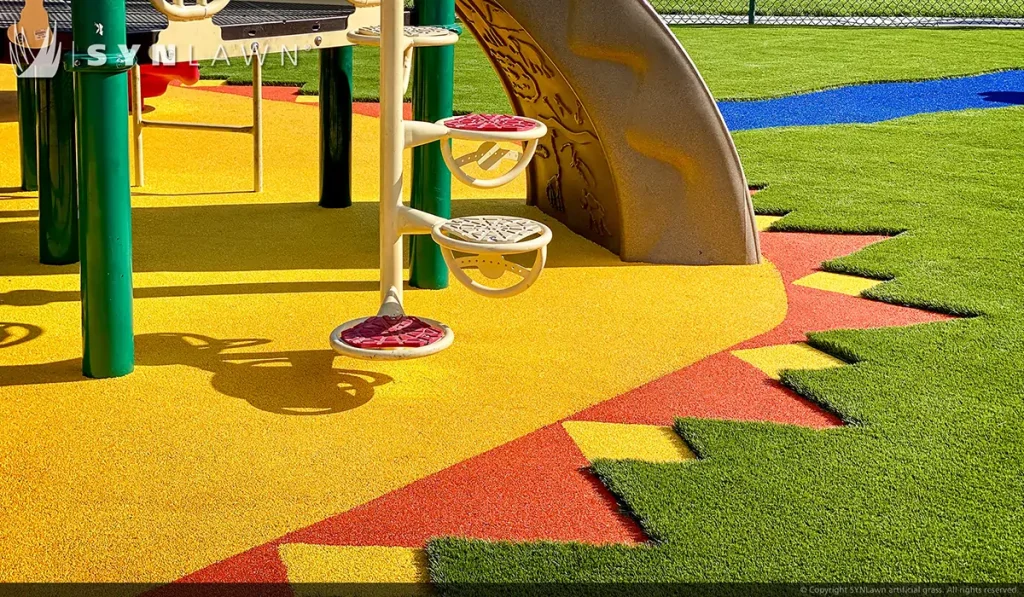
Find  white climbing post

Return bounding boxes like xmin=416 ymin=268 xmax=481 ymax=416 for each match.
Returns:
xmin=379 ymin=0 xmax=405 ymax=307
xmin=252 ymin=48 xmax=264 ymax=193
xmin=130 ymin=64 xmax=145 ymax=187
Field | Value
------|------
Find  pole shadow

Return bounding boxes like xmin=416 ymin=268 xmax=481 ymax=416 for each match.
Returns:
xmin=0 ymin=322 xmax=43 ymax=350
xmin=978 ymin=91 xmax=1024 ymax=105
xmin=0 ymin=209 xmax=38 ymax=218
xmin=134 ymin=333 xmax=391 ymax=415
xmin=0 ymin=332 xmax=391 ymax=416
xmin=0 ymin=280 xmax=379 ymax=307
xmin=0 ymin=90 xmax=17 ymax=123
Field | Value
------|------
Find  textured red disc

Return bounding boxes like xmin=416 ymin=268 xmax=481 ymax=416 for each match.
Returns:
xmin=341 ymin=316 xmax=445 ymax=349
xmin=447 ymin=114 xmax=538 ymax=132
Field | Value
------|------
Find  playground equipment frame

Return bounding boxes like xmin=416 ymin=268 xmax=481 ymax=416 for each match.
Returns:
xmin=130 ymin=57 xmax=265 ymax=192
xmin=329 ymin=0 xmax=552 ymax=359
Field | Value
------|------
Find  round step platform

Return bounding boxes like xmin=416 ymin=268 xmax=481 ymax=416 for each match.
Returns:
xmin=437 ymin=116 xmax=548 ymax=189
xmin=330 ymin=315 xmax=454 ymax=360
xmin=433 ymin=215 xmax=551 ymax=255
xmin=347 ymin=25 xmax=459 ymax=48
xmin=439 ymin=114 xmax=547 ymax=142
xmin=431 ymin=216 xmax=553 ymax=299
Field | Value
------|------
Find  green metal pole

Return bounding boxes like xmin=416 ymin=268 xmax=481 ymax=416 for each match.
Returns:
xmin=408 ymin=0 xmax=455 ymax=290
xmin=70 ymin=0 xmax=135 ymax=378
xmin=16 ymin=76 xmax=39 ymax=192
xmin=319 ymin=46 xmax=354 ymax=208
xmin=748 ymin=0 xmax=756 ymax=24
xmin=36 ymin=55 xmax=79 ymax=266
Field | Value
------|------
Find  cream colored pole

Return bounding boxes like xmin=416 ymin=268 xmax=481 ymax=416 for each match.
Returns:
xmin=379 ymin=0 xmax=404 ymax=307
xmin=252 ymin=51 xmax=264 ymax=192
xmin=130 ymin=64 xmax=144 ymax=187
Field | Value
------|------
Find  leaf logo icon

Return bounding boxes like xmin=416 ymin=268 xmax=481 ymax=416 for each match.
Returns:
xmin=9 ymin=25 xmax=61 ymax=79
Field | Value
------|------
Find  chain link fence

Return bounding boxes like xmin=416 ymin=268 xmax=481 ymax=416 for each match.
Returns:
xmin=651 ymin=0 xmax=1024 ymax=26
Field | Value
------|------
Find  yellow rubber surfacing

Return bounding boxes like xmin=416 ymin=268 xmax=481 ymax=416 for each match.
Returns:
xmin=0 ymin=68 xmax=787 ymax=582
xmin=793 ymin=271 xmax=883 ymax=296
xmin=279 ymin=545 xmax=429 ymax=586
xmin=755 ymin=215 xmax=782 ymax=232
xmin=731 ymin=343 xmax=847 ymax=380
xmin=563 ymin=422 xmax=694 ymax=463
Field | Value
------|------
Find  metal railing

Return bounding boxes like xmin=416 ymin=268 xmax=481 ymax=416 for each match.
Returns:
xmin=651 ymin=0 xmax=1024 ymax=26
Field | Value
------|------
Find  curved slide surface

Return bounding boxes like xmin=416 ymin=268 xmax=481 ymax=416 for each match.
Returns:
xmin=456 ymin=0 xmax=760 ymax=265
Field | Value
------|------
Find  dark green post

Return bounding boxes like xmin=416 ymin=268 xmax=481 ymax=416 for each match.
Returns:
xmin=16 ymin=76 xmax=39 ymax=192
xmin=319 ymin=46 xmax=354 ymax=208
xmin=37 ymin=56 xmax=79 ymax=265
xmin=748 ymin=0 xmax=756 ymax=24
xmin=70 ymin=0 xmax=135 ymax=378
xmin=408 ymin=0 xmax=455 ymax=290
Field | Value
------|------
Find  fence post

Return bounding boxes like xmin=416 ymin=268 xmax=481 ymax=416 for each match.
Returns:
xmin=748 ymin=0 xmax=756 ymax=24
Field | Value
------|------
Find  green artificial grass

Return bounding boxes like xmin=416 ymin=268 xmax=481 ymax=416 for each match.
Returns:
xmin=428 ymin=100 xmax=1024 ymax=584
xmin=199 ymin=27 xmax=1024 ymax=109
xmin=651 ymin=0 xmax=1020 ymax=18
xmin=199 ymin=46 xmax=379 ymax=98
xmin=679 ymin=27 xmax=1024 ymax=100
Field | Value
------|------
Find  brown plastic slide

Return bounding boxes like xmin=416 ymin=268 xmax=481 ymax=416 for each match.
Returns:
xmin=456 ymin=0 xmax=760 ymax=265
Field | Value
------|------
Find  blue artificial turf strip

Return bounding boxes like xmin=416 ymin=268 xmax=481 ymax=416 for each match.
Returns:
xmin=719 ymin=70 xmax=1024 ymax=131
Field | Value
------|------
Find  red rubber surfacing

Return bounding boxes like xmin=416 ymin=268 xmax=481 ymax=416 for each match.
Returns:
xmin=168 ymin=425 xmax=645 ymax=586
xmin=183 ymin=82 xmax=306 ymax=103
xmin=279 ymin=424 xmax=646 ymax=547
xmin=165 ymin=230 xmax=955 ymax=585
xmin=574 ymin=232 xmax=951 ymax=427
xmin=572 ymin=351 xmax=842 ymax=429
xmin=167 ymin=543 xmax=290 ymax=588
xmin=743 ymin=232 xmax=952 ymax=346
